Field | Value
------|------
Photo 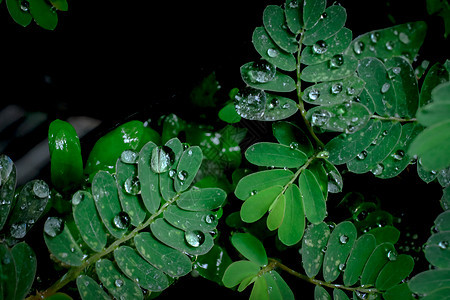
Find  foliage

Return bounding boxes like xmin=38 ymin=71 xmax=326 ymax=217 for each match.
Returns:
xmin=0 ymin=0 xmax=449 ymax=299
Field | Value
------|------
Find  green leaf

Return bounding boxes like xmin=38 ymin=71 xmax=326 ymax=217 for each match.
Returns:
xmin=114 ymin=246 xmax=169 ymax=291
xmin=333 ymin=289 xmax=350 ymax=300
xmin=322 ymin=159 xmax=343 ymax=193
xmin=424 ymin=231 xmax=450 ymax=268
xmin=267 ymin=194 xmax=286 ymax=231
xmin=435 ymin=211 xmax=450 ymax=231
xmin=299 ymin=169 xmax=326 ymax=224
xmin=252 ymin=27 xmax=296 ymax=72
xmin=409 ymin=269 xmax=450 ymax=295
xmin=302 ymin=0 xmax=326 ymax=30
xmin=360 ymin=242 xmax=396 ymax=286
xmin=303 ymin=5 xmax=347 ymax=46
xmin=177 ymin=187 xmax=226 ymax=211
xmin=235 ymin=169 xmax=294 ymax=201
xmin=159 ymin=138 xmax=184 ymax=201
xmin=347 ymin=121 xmax=402 ymax=174
xmin=278 ymin=184 xmax=305 ymax=246
xmin=72 ymin=191 xmax=107 ymax=252
xmin=161 ymin=114 xmax=186 ymax=144
xmin=137 ymin=141 xmax=161 ymax=214
xmin=76 ymin=275 xmax=110 ymax=300
xmin=325 ymin=120 xmax=383 ymax=165
xmin=6 ymin=0 xmax=32 ymax=27
xmin=134 ymin=232 xmax=192 ymax=277
xmin=0 ymin=244 xmax=16 ymax=300
xmin=49 ymin=0 xmax=68 ymax=11
xmin=231 ymin=233 xmax=268 ymax=266
xmin=150 ymin=218 xmax=213 ymax=255
xmin=241 ymin=185 xmax=283 ymax=223
xmin=92 ymin=171 xmax=126 ymax=239
xmin=194 ymin=244 xmax=233 ymax=286
xmin=48 ymin=119 xmax=83 ymax=191
xmin=174 ymin=146 xmax=202 ymax=193
xmin=376 ymin=254 xmax=414 ymax=291
xmin=383 ymin=283 xmax=415 ymax=300
xmin=301 ymin=222 xmax=331 ymax=278
xmin=28 ymin=0 xmax=58 ymax=30
xmin=417 ymin=101 xmax=450 ymax=128
xmin=285 ymin=0 xmax=303 ymax=34
xmin=272 ymin=121 xmax=314 ymax=156
xmin=322 ymin=221 xmax=357 ymax=283
xmin=367 ymin=226 xmax=401 ymax=245
xmin=343 ymin=234 xmax=377 ymax=286
xmin=344 ymin=22 xmax=427 ymax=63
xmin=301 ymin=27 xmax=352 ymax=65
xmin=245 ymin=142 xmax=308 ymax=168
xmin=301 ymin=54 xmax=358 ymax=82
xmin=163 ymin=205 xmax=218 ymax=232
xmin=96 ymin=259 xmax=143 ymax=300
xmin=219 ymin=102 xmax=241 ymax=124
xmin=0 ymin=155 xmax=16 ymax=231
xmin=241 ymin=63 xmax=296 ymax=92
xmin=222 ymin=260 xmax=260 ymax=288
xmin=314 ymin=285 xmax=331 ymax=300
xmin=302 ymin=75 xmax=365 ymax=106
xmin=419 ymin=62 xmax=450 ymax=108
xmin=250 ymin=276 xmax=269 ymax=300
xmin=263 ymin=271 xmax=295 ymax=300
xmin=263 ymin=5 xmax=298 ymax=53
xmin=11 ymin=242 xmax=37 ymax=300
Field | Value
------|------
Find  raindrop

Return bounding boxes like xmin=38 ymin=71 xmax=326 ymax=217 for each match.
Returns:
xmin=387 ymin=250 xmax=398 ymax=261
xmin=169 ymin=169 xmax=177 ymax=178
xmin=289 ymin=142 xmax=299 ymax=149
xmin=391 ymin=150 xmax=405 ymax=161
xmin=331 ymin=83 xmax=343 ymax=94
xmin=317 ymin=151 xmax=329 ymax=159
xmin=72 ymin=191 xmax=84 ymax=206
xmin=182 ymin=143 xmax=190 ymax=150
xmin=113 ymin=212 xmax=131 ymax=230
xmin=250 ymin=190 xmax=258 ymax=196
xmin=438 ymin=240 xmax=449 ymax=249
xmin=268 ymin=98 xmax=280 ymax=109
xmin=33 ymin=180 xmax=49 ymax=198
xmin=242 ymin=61 xmax=277 ymax=83
xmin=0 ymin=155 xmax=13 ymax=185
xmin=370 ymin=164 xmax=384 ymax=176
xmin=338 ymin=263 xmax=346 ymax=271
xmin=399 ymin=32 xmax=410 ymax=44
xmin=339 ymin=235 xmax=349 ymax=244
xmin=385 ymin=41 xmax=394 ymax=51
xmin=381 ymin=83 xmax=390 ymax=94
xmin=151 ymin=146 xmax=175 ymax=173
xmin=115 ymin=279 xmax=124 ymax=287
xmin=44 ymin=217 xmax=64 ymax=238
xmin=356 ymin=151 xmax=367 ymax=160
xmin=177 ymin=170 xmax=188 ymax=182
xmin=347 ymin=87 xmax=355 ymax=95
xmin=392 ymin=67 xmax=401 ymax=75
xmin=320 ymin=12 xmax=327 ymax=19
xmin=308 ymin=89 xmax=320 ymax=101
xmin=124 ymin=176 xmax=140 ymax=195
xmin=370 ymin=32 xmax=380 ymax=43
xmin=267 ymin=48 xmax=279 ymax=58
xmin=282 ymin=103 xmax=290 ymax=109
xmin=204 ymin=214 xmax=215 ymax=224
xmin=382 ymin=130 xmax=389 ymax=136
xmin=327 ymin=170 xmax=342 ymax=193
xmin=120 ymin=150 xmax=138 ymax=164
xmin=311 ymin=110 xmax=332 ymax=127
xmin=313 ymin=40 xmax=328 ymax=54
xmin=353 ymin=41 xmax=365 ymax=55
xmin=10 ymin=223 xmax=27 ymax=239
xmin=330 ymin=54 xmax=344 ymax=68
xmin=185 ymin=230 xmax=205 ymax=248
xmin=20 ymin=0 xmax=29 ymax=12
xmin=234 ymin=87 xmax=267 ymax=120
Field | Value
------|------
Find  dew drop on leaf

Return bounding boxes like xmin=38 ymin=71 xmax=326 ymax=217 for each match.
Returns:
xmin=386 ymin=41 xmax=394 ymax=50
xmin=120 ymin=150 xmax=138 ymax=164
xmin=115 ymin=279 xmax=124 ymax=287
xmin=381 ymin=83 xmax=391 ymax=94
xmin=330 ymin=54 xmax=344 ymax=69
xmin=308 ymin=89 xmax=320 ymax=101
xmin=234 ymin=87 xmax=267 ymax=120
xmin=242 ymin=61 xmax=277 ymax=83
xmin=399 ymin=32 xmax=410 ymax=44
xmin=392 ymin=67 xmax=401 ymax=75
xmin=391 ymin=150 xmax=405 ymax=160
xmin=356 ymin=151 xmax=367 ymax=160
xmin=33 ymin=180 xmax=49 ymax=198
xmin=370 ymin=32 xmax=380 ymax=43
xmin=177 ymin=170 xmax=188 ymax=182
xmin=338 ymin=263 xmax=346 ymax=271
xmin=151 ymin=146 xmax=175 ymax=174
xmin=331 ymin=83 xmax=343 ymax=95
xmin=327 ymin=170 xmax=342 ymax=193
xmin=44 ymin=217 xmax=64 ymax=238
xmin=387 ymin=250 xmax=398 ymax=261
xmin=438 ymin=240 xmax=449 ymax=249
xmin=313 ymin=40 xmax=328 ymax=54
xmin=370 ymin=163 xmax=384 ymax=176
xmin=267 ymin=48 xmax=279 ymax=58
xmin=124 ymin=176 xmax=141 ymax=195
xmin=185 ymin=230 xmax=205 ymax=248
xmin=268 ymin=98 xmax=280 ymax=109
xmin=353 ymin=41 xmax=365 ymax=55
xmin=72 ymin=191 xmax=84 ymax=206
xmin=113 ymin=212 xmax=131 ymax=230
xmin=10 ymin=222 xmax=27 ymax=239
xmin=311 ymin=110 xmax=332 ymax=126
xmin=204 ymin=214 xmax=215 ymax=224
xmin=289 ymin=142 xmax=299 ymax=149
xmin=339 ymin=235 xmax=349 ymax=244
xmin=169 ymin=169 xmax=177 ymax=178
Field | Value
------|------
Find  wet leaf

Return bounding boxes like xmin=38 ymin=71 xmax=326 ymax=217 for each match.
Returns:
xmin=137 ymin=141 xmax=161 ymax=214
xmin=177 ymin=187 xmax=226 ymax=211
xmin=272 ymin=121 xmax=314 ymax=156
xmin=231 ymin=233 xmax=268 ymax=266
xmin=0 ymin=155 xmax=16 ymax=231
xmin=241 ymin=185 xmax=283 ymax=223
xmin=28 ymin=0 xmax=58 ymax=30
xmin=0 ymin=244 xmax=16 ymax=299
xmin=302 ymin=0 xmax=326 ymax=30
xmin=6 ymin=0 xmax=32 ymax=27
xmin=250 ymin=276 xmax=269 ymax=300
xmin=301 ymin=54 xmax=358 ymax=82
xmin=245 ymin=142 xmax=308 ymax=168
xmin=278 ymin=184 xmax=305 ymax=246
xmin=241 ymin=65 xmax=296 ymax=92
xmin=343 ymin=234 xmax=377 ymax=286
xmin=174 ymin=146 xmax=202 ymax=193
xmin=299 ymin=169 xmax=326 ymax=224
xmin=267 ymin=193 xmax=286 ymax=231
xmin=11 ymin=242 xmax=37 ymax=300
xmin=376 ymin=254 xmax=414 ymax=290
xmin=419 ymin=62 xmax=449 ymax=108
xmin=424 ymin=231 xmax=450 ymax=268
xmin=303 ymin=5 xmax=347 ymax=46
xmin=435 ymin=211 xmax=450 ymax=231
xmin=263 ymin=271 xmax=294 ymax=300
xmin=408 ymin=269 xmax=450 ymax=295
xmin=263 ymin=5 xmax=298 ymax=53
xmin=222 ymin=260 xmax=260 ymax=288
xmin=360 ymin=242 xmax=396 ymax=286
xmin=285 ymin=0 xmax=303 ymax=34
xmin=366 ymin=226 xmax=401 ymax=245
xmin=301 ymin=222 xmax=330 ymax=278
xmin=163 ymin=205 xmax=218 ymax=232
xmin=194 ymin=244 xmax=233 ymax=286
xmin=76 ymin=275 xmax=110 ymax=300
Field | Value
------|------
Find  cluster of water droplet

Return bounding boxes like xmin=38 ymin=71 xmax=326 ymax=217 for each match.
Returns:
xmin=234 ymin=87 xmax=267 ymax=120
xmin=241 ymin=60 xmax=277 ymax=84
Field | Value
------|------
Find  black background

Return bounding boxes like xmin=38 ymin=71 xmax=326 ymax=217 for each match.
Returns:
xmin=0 ymin=0 xmax=448 ymax=299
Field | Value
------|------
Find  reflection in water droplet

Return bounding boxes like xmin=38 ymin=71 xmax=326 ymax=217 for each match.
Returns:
xmin=381 ymin=83 xmax=391 ymax=94
xmin=151 ymin=146 xmax=175 ymax=174
xmin=353 ymin=41 xmax=365 ymax=55
xmin=250 ymin=190 xmax=258 ymax=196
xmin=204 ymin=214 xmax=215 ymax=224
xmin=371 ymin=164 xmax=384 ymax=176
xmin=169 ymin=169 xmax=177 ymax=178
xmin=242 ymin=61 xmax=277 ymax=84
xmin=339 ymin=235 xmax=349 ymax=244
xmin=234 ymin=87 xmax=267 ymax=120
xmin=124 ymin=176 xmax=141 ymax=195
xmin=386 ymin=41 xmax=394 ymax=50
xmin=330 ymin=54 xmax=344 ymax=68
xmin=289 ymin=142 xmax=299 ymax=150
xmin=267 ymin=48 xmax=279 ymax=58
xmin=72 ymin=191 xmax=85 ymax=206
xmin=177 ymin=170 xmax=188 ymax=182
xmin=113 ymin=212 xmax=131 ymax=230
xmin=387 ymin=250 xmax=398 ymax=261
xmin=120 ymin=150 xmax=138 ymax=164
xmin=338 ymin=263 xmax=346 ymax=271
xmin=20 ymin=0 xmax=29 ymax=12
xmin=370 ymin=32 xmax=380 ymax=43
xmin=308 ymin=89 xmax=320 ymax=101
xmin=331 ymin=83 xmax=343 ymax=94
xmin=185 ymin=230 xmax=205 ymax=247
xmin=115 ymin=279 xmax=124 ymax=287
xmin=392 ymin=67 xmax=401 ymax=75
xmin=33 ymin=180 xmax=49 ymax=198
xmin=391 ymin=150 xmax=405 ymax=160
xmin=438 ymin=240 xmax=449 ymax=249
xmin=10 ymin=223 xmax=27 ymax=239
xmin=313 ymin=40 xmax=328 ymax=54
xmin=268 ymin=98 xmax=280 ymax=109
xmin=311 ymin=110 xmax=332 ymax=127
xmin=327 ymin=170 xmax=342 ymax=193
xmin=356 ymin=151 xmax=367 ymax=160
xmin=44 ymin=217 xmax=64 ymax=237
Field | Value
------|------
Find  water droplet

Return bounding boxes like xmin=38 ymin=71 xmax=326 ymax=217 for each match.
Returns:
xmin=356 ymin=151 xmax=367 ymax=160
xmin=331 ymin=83 xmax=343 ymax=94
xmin=330 ymin=54 xmax=344 ymax=68
xmin=327 ymin=170 xmax=342 ymax=193
xmin=169 ymin=169 xmax=177 ymax=178
xmin=338 ymin=263 xmax=346 ymax=271
xmin=33 ymin=180 xmax=49 ymax=198
xmin=10 ymin=223 xmax=27 ymax=239
xmin=339 ymin=235 xmax=349 ymax=244
xmin=317 ymin=151 xmax=329 ymax=159
xmin=268 ymin=98 xmax=280 ymax=109
xmin=151 ymin=146 xmax=175 ymax=173
xmin=289 ymin=142 xmax=299 ymax=150
xmin=185 ymin=230 xmax=205 ymax=247
xmin=267 ymin=48 xmax=279 ymax=58
xmin=381 ymin=83 xmax=391 ymax=93
xmin=320 ymin=12 xmax=327 ymax=19
xmin=399 ymin=32 xmax=410 ymax=44
xmin=120 ymin=150 xmax=138 ymax=164
xmin=242 ymin=60 xmax=277 ymax=83
xmin=250 ymin=190 xmax=258 ymax=196
xmin=392 ymin=67 xmax=401 ymax=75
xmin=387 ymin=250 xmax=398 ymax=261
xmin=72 ymin=191 xmax=84 ymax=206
xmin=438 ymin=240 xmax=449 ymax=249
xmin=113 ymin=212 xmax=131 ymax=230
xmin=353 ymin=41 xmax=365 ymax=55
xmin=391 ymin=150 xmax=405 ymax=160
xmin=124 ymin=176 xmax=140 ymax=195
xmin=311 ymin=110 xmax=332 ymax=126
xmin=313 ymin=40 xmax=328 ymax=54
xmin=370 ymin=164 xmax=384 ymax=176
xmin=234 ymin=87 xmax=267 ymax=120
xmin=288 ymin=1 xmax=299 ymax=8
xmin=385 ymin=41 xmax=394 ymax=51
xmin=20 ymin=0 xmax=29 ymax=12
xmin=347 ymin=87 xmax=355 ymax=95
xmin=115 ymin=279 xmax=124 ymax=287
xmin=177 ymin=170 xmax=188 ymax=182
xmin=44 ymin=217 xmax=64 ymax=238
xmin=308 ymin=89 xmax=320 ymax=101
xmin=204 ymin=214 xmax=215 ymax=224
xmin=282 ymin=103 xmax=290 ymax=109
xmin=182 ymin=143 xmax=190 ymax=150
xmin=370 ymin=32 xmax=380 ymax=43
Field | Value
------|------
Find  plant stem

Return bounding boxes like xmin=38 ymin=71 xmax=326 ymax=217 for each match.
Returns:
xmin=27 ymin=195 xmax=180 ymax=299
xmin=267 ymin=258 xmax=380 ymax=295
xmin=371 ymin=115 xmax=417 ymax=122
xmin=295 ymin=30 xmax=325 ymax=149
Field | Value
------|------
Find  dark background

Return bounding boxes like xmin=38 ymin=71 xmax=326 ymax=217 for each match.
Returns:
xmin=0 ymin=0 xmax=447 ymax=299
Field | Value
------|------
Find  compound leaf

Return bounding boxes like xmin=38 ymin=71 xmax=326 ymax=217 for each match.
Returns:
xmin=302 ymin=5 xmax=347 ymax=46
xmin=376 ymin=254 xmax=414 ymax=291
xmin=301 ymin=54 xmax=358 ymax=82
xmin=241 ymin=185 xmax=283 ymax=223
xmin=263 ymin=5 xmax=298 ymax=53
xmin=76 ymin=275 xmax=110 ymax=300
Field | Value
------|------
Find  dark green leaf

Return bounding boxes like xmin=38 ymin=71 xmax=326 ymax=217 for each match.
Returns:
xmin=272 ymin=121 xmax=314 ymax=156
xmin=235 ymin=169 xmax=294 ymax=201
xmin=174 ymin=146 xmax=202 ymax=193
xmin=6 ymin=0 xmax=32 ymax=27
xmin=231 ymin=233 xmax=268 ymax=266
xmin=322 ymin=221 xmax=357 ymax=283
xmin=189 ymin=72 xmax=220 ymax=108
xmin=278 ymin=184 xmax=305 ymax=246
xmin=267 ymin=193 xmax=285 ymax=231
xmin=72 ymin=191 xmax=107 ymax=252
xmin=96 ymin=259 xmax=143 ymax=300
xmin=29 ymin=0 xmax=58 ymax=30
xmin=382 ymin=283 xmax=415 ymax=300
xmin=194 ymin=244 xmax=233 ymax=286
xmin=285 ymin=0 xmax=303 ymax=34
xmin=0 ymin=155 xmax=16 ymax=231
xmin=159 ymin=138 xmax=184 ymax=201
xmin=263 ymin=271 xmax=295 ymax=300
xmin=241 ymin=185 xmax=283 ymax=223
xmin=419 ymin=63 xmax=449 ymax=107
xmin=360 ymin=242 xmax=396 ymax=286
xmin=424 ymin=231 xmax=450 ymax=268
xmin=303 ymin=5 xmax=347 ymax=45
xmin=138 ymin=141 xmax=161 ymax=214
xmin=241 ymin=63 xmax=296 ymax=92
xmin=301 ymin=222 xmax=330 ymax=278
xmin=76 ymin=275 xmax=110 ymax=300
xmin=435 ymin=211 xmax=450 ymax=231
xmin=245 ymin=142 xmax=308 ymax=168
xmin=314 ymin=285 xmax=331 ymax=300
xmin=301 ymin=54 xmax=358 ymax=82
xmin=367 ymin=226 xmax=401 ymax=245
xmin=299 ymin=169 xmax=326 ymax=224
xmin=11 ymin=242 xmax=37 ymax=300
xmin=222 ymin=260 xmax=260 ymax=288
xmin=417 ymin=101 xmax=450 ymax=128
xmin=409 ymin=269 xmax=450 ymax=295
xmin=134 ymin=232 xmax=192 ymax=277
xmin=263 ymin=5 xmax=298 ymax=53
xmin=333 ymin=289 xmax=350 ymax=300
xmin=250 ymin=276 xmax=269 ymax=300
xmin=252 ymin=27 xmax=296 ymax=71
xmin=343 ymin=234 xmax=377 ymax=286
xmin=164 ymin=205 xmax=218 ymax=232
xmin=302 ymin=0 xmax=326 ymax=30
xmin=177 ymin=187 xmax=226 ymax=211
xmin=376 ymin=254 xmax=414 ymax=290
xmin=322 ymin=159 xmax=344 ymax=193
xmin=219 ymin=102 xmax=241 ymax=124
xmin=0 ymin=244 xmax=16 ymax=300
